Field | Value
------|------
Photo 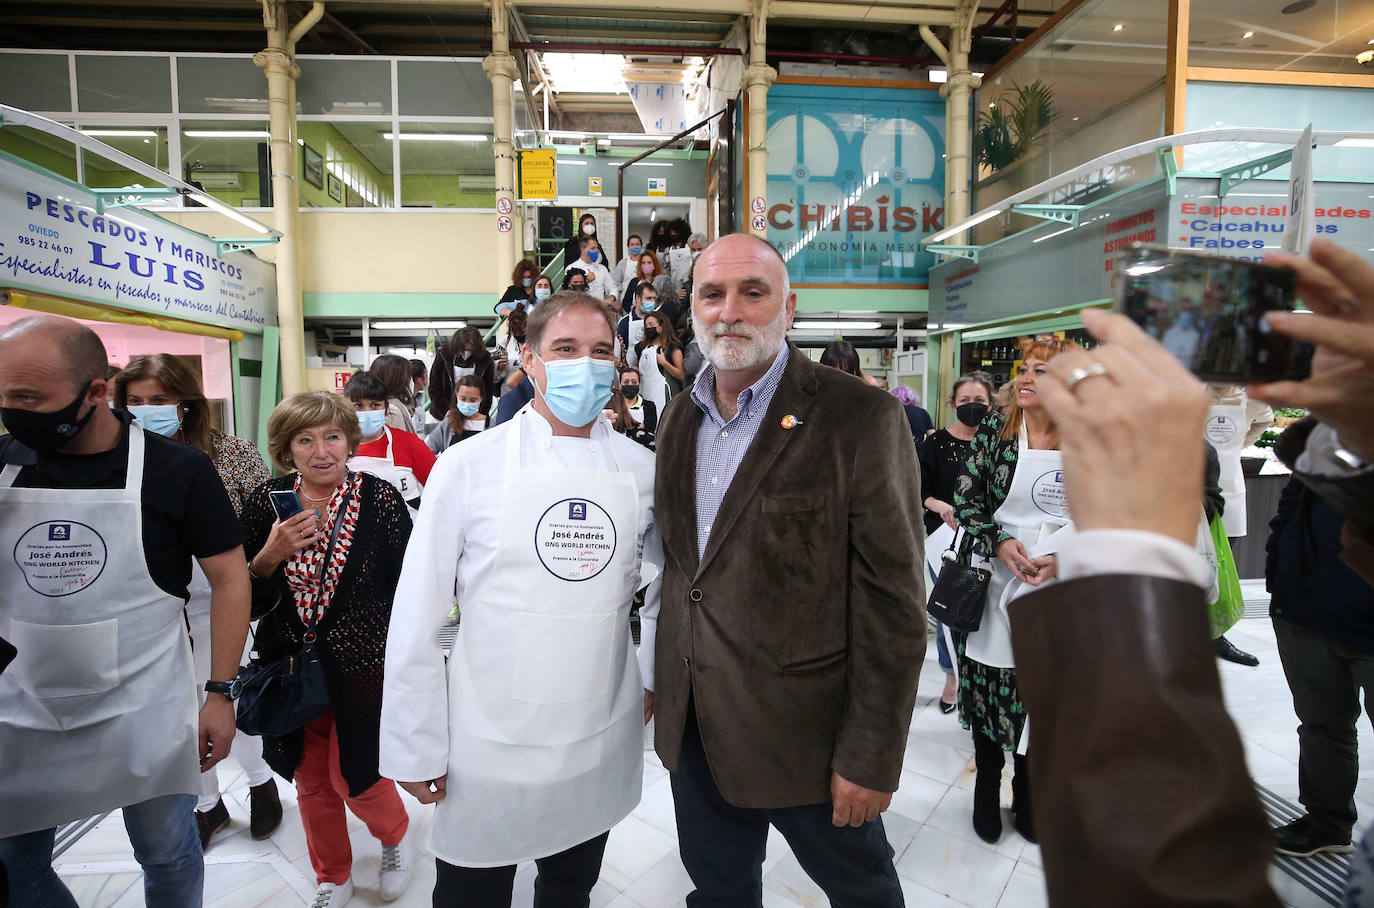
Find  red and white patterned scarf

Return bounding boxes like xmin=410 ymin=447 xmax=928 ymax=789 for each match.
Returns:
xmin=284 ymin=472 xmax=362 ymax=626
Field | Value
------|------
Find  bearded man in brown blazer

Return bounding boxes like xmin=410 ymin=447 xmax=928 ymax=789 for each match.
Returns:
xmin=636 ymin=234 xmax=926 ymax=907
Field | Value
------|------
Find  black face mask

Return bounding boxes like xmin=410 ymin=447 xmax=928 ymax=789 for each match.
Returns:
xmin=1 ymin=381 xmax=96 ymax=452
xmin=513 ymin=333 xmax=526 ymax=345
xmin=644 ymin=327 xmax=659 ymax=340
xmin=956 ymin=402 xmax=990 ymax=428
xmin=621 ymin=384 xmax=640 ymax=398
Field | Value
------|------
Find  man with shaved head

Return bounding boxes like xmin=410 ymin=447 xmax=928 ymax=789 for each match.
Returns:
xmin=0 ymin=314 xmax=251 ymax=907
xmin=638 ymin=234 xmax=927 ymax=906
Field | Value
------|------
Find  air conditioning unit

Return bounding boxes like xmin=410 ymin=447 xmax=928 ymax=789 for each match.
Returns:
xmin=460 ymin=174 xmax=497 ymax=192
xmin=197 ymin=173 xmax=242 ymax=191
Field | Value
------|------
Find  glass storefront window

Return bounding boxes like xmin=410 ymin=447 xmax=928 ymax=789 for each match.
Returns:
xmin=296 ymin=58 xmax=392 ymax=116
xmin=176 ymin=56 xmax=269 ymax=115
xmin=180 ymin=120 xmax=269 ymax=208
xmin=0 ymin=123 xmax=78 ymax=180
xmin=398 ymin=123 xmax=493 ymax=208
xmin=397 ymin=60 xmax=492 ymax=117
xmin=0 ymin=53 xmax=72 ymax=112
xmin=76 ymin=55 xmax=172 ymax=113
xmin=971 ymin=0 xmax=1166 ymax=242
xmin=1189 ymin=3 xmax=1372 ymax=76
xmin=78 ymin=126 xmax=171 ymax=191
xmin=298 ymin=121 xmax=392 ymax=208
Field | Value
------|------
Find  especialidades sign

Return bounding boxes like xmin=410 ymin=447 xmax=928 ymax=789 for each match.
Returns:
xmin=0 ymin=156 xmax=276 ymax=333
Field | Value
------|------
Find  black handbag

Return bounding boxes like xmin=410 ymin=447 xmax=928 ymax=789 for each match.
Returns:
xmin=235 ymin=484 xmax=351 ymax=737
xmin=927 ymin=527 xmax=993 ymax=634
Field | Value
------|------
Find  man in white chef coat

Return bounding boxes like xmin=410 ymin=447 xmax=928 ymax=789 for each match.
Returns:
xmin=380 ymin=290 xmax=662 ymax=908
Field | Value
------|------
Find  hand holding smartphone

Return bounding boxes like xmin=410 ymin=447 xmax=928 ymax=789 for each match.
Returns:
xmin=1113 ymin=244 xmax=1297 ymax=382
xmin=269 ymin=489 xmax=304 ymax=522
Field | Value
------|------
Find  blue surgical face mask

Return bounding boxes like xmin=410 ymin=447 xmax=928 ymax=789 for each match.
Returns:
xmin=522 ymin=277 xmax=533 ymax=288
xmin=641 ymin=299 xmax=657 ymax=313
xmin=129 ymin=404 xmax=181 ymax=437
xmin=587 ymin=249 xmax=600 ymax=264
xmin=534 ymin=286 xmax=551 ymax=303
xmin=456 ymin=400 xmax=482 ymax=418
xmin=356 ymin=408 xmax=387 ymax=437
xmin=629 ymin=245 xmax=643 ymax=257
xmin=533 ymin=352 xmax=616 ymax=428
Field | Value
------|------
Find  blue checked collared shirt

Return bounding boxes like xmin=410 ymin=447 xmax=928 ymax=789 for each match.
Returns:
xmin=691 ymin=342 xmax=791 ymax=558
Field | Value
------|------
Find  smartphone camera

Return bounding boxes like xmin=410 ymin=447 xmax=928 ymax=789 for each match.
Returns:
xmin=1113 ymin=243 xmax=1297 ymax=383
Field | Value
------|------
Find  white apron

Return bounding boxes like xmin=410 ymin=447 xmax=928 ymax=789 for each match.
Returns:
xmin=1206 ymin=402 xmax=1248 ymax=538
xmin=349 ymin=427 xmax=421 ymax=517
xmin=0 ymin=426 xmax=200 ymax=836
xmin=965 ymin=426 xmax=1074 ymax=670
xmin=639 ymin=344 xmax=667 ymax=411
xmin=432 ymin=414 xmax=644 ymax=866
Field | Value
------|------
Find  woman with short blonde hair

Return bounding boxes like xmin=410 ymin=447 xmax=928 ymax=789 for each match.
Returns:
xmin=244 ymin=390 xmax=415 ymax=906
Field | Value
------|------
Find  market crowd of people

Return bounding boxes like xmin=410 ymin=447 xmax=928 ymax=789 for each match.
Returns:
xmin=1 ymin=225 xmax=1373 ymax=908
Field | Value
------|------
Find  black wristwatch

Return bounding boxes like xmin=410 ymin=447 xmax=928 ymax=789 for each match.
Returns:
xmin=205 ymin=678 xmax=243 ymax=701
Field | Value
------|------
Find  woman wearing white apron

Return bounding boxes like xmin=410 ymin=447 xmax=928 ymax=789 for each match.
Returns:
xmin=632 ymin=313 xmax=685 ymax=412
xmin=380 ymin=293 xmax=661 ymax=907
xmin=952 ymin=338 xmax=1083 ymax=848
xmin=113 ymin=353 xmax=283 ymax=848
xmin=1204 ymin=384 xmax=1272 ymax=666
xmin=345 ymin=372 xmax=436 ymax=517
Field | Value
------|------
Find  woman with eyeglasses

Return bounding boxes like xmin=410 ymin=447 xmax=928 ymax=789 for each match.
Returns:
xmin=952 ymin=337 xmax=1083 ymax=848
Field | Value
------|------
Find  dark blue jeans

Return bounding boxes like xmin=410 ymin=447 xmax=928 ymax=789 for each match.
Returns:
xmin=0 ymin=794 xmax=202 ymax=908
xmin=669 ymin=705 xmax=904 ymax=908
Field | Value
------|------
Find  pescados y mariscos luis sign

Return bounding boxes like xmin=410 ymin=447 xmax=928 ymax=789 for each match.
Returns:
xmin=0 ymin=155 xmax=276 ymax=333
xmin=765 ymin=83 xmax=946 ymax=286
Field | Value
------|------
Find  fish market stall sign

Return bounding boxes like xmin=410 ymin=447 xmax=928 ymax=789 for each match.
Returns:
xmin=0 ymin=156 xmax=276 ymax=333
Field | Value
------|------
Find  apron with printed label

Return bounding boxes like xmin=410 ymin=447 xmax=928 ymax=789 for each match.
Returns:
xmin=965 ymin=426 xmax=1073 ymax=671
xmin=431 ymin=411 xmax=644 ymax=867
xmin=639 ymin=343 xmax=667 ymax=411
xmin=0 ymin=426 xmax=201 ymax=836
xmin=1206 ymin=402 xmax=1249 ymax=538
xmin=349 ymin=426 xmax=421 ymax=517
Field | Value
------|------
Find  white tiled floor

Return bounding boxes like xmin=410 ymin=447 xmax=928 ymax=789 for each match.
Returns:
xmin=52 ymin=615 xmax=1374 ymax=907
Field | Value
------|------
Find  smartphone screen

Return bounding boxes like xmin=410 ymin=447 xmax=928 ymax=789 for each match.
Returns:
xmin=269 ymin=489 xmax=304 ymax=522
xmin=1113 ymin=244 xmax=1296 ymax=382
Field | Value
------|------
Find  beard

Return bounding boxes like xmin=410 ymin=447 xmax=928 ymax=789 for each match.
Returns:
xmin=694 ymin=304 xmax=790 ymax=372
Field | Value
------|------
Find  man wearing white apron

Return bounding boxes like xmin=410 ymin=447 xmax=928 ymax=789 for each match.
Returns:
xmin=381 ymin=291 xmax=661 ymax=907
xmin=1205 ymin=384 xmax=1273 ymax=666
xmin=0 ymin=315 xmax=251 ymax=907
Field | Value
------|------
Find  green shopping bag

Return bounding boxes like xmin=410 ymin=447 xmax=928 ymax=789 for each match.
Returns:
xmin=1208 ymin=514 xmax=1245 ymax=639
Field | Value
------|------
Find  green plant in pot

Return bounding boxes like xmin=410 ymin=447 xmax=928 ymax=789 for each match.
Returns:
xmin=977 ymin=80 xmax=1058 ymax=173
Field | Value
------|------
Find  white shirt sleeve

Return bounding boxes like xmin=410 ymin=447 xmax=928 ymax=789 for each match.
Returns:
xmin=637 ymin=523 xmax=663 ymax=692
xmin=1057 ymin=528 xmax=1211 ymax=590
xmin=379 ymin=452 xmax=467 ymax=783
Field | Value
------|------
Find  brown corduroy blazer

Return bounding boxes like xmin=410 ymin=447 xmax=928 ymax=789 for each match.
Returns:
xmin=651 ymin=344 xmax=927 ymax=808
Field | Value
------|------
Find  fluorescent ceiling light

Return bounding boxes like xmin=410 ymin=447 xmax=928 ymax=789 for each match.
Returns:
xmin=634 ymin=162 xmax=674 ymax=168
xmin=792 ymin=320 xmax=882 ymax=330
xmin=371 ymin=320 xmax=468 ymax=330
xmin=926 ymin=69 xmax=982 ymax=83
xmin=1032 ymin=225 xmax=1075 ymax=244
xmin=80 ymin=129 xmax=157 ymax=138
xmin=188 ymin=192 xmax=271 ymax=235
xmin=926 ymin=206 xmax=1005 ymax=243
xmin=184 ymin=129 xmax=270 ymax=138
xmin=559 ymin=159 xmax=588 ymax=165
xmin=1336 ymin=137 xmax=1374 ymax=147
xmin=383 ymin=132 xmax=488 ymax=142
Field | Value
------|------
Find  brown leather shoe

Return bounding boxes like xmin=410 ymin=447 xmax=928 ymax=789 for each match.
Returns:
xmin=196 ymin=798 xmax=230 ymax=850
xmin=248 ymin=779 xmax=283 ymax=840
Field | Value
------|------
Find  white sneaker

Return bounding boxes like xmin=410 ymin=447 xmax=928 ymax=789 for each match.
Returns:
xmin=310 ymin=879 xmax=353 ymax=907
xmin=379 ymin=837 xmax=412 ymax=901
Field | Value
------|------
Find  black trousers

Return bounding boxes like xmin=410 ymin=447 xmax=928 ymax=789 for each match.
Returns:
xmin=432 ymin=832 xmax=609 ymax=908
xmin=669 ymin=703 xmax=904 ymax=908
xmin=1274 ymin=618 xmax=1374 ymax=839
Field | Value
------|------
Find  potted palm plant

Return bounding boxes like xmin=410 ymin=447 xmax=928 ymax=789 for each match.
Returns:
xmin=976 ymin=80 xmax=1058 ymax=173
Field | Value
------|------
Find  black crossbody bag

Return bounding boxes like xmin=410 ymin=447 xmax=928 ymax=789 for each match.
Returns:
xmin=927 ymin=527 xmax=993 ymax=634
xmin=236 ymin=484 xmax=351 ymax=737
